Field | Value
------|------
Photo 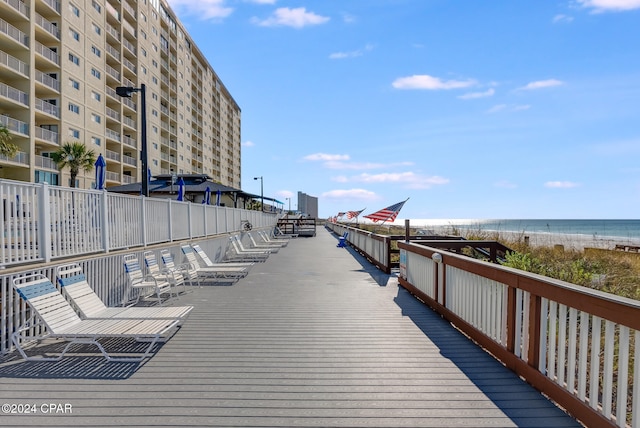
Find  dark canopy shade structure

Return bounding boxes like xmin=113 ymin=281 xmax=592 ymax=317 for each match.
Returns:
xmin=106 ymin=174 xmax=266 ymax=209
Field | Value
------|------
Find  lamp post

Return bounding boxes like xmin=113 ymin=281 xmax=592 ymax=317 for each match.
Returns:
xmin=253 ymin=176 xmax=263 ymax=212
xmin=116 ymin=84 xmax=148 ymax=197
xmin=285 ymin=197 xmax=291 ymax=213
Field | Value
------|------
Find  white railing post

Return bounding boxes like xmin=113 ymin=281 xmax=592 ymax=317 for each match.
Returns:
xmin=101 ymin=190 xmax=109 ymax=253
xmin=168 ymin=199 xmax=173 ymax=241
xmin=188 ymin=203 xmax=192 ymax=239
xmin=38 ymin=182 xmax=52 ymax=262
xmin=141 ymin=196 xmax=147 ymax=246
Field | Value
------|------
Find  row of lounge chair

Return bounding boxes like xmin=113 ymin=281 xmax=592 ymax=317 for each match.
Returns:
xmin=10 ymin=231 xmax=291 ymax=362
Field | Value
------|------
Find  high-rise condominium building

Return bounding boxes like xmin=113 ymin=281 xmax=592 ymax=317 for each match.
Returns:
xmin=0 ymin=0 xmax=241 ymax=189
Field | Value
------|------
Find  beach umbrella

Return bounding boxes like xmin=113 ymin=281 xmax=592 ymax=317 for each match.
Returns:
xmin=215 ymin=189 xmax=221 ymax=206
xmin=94 ymin=154 xmax=106 ymax=190
xmin=176 ymin=177 xmax=185 ymax=201
xmin=204 ymin=186 xmax=211 ymax=205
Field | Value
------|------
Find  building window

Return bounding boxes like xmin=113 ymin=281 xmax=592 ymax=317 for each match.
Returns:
xmin=68 ymin=53 xmax=80 ymax=65
xmin=92 ymin=136 xmax=101 ymax=146
xmin=69 ymin=3 xmax=80 ymax=16
xmin=92 ymin=0 xmax=101 ymax=13
xmin=91 ymin=68 xmax=101 ymax=79
xmin=69 ymin=28 xmax=80 ymax=41
xmin=35 ymin=171 xmax=59 ymax=185
xmin=68 ymin=103 xmax=80 ymax=114
xmin=92 ymin=22 xmax=101 ymax=35
xmin=91 ymin=46 xmax=101 ymax=57
xmin=69 ymin=128 xmax=80 ymax=138
xmin=91 ymin=113 xmax=101 ymax=123
xmin=91 ymin=91 xmax=101 ymax=102
xmin=69 ymin=78 xmax=80 ymax=90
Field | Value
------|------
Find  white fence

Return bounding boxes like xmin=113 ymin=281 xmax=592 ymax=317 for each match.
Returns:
xmin=1 ymin=178 xmax=274 ymax=267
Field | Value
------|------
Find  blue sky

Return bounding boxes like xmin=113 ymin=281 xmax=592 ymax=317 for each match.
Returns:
xmin=166 ymin=0 xmax=640 ymax=219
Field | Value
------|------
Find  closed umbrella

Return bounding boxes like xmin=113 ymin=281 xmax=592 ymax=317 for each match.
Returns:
xmin=176 ymin=177 xmax=185 ymax=201
xmin=94 ymin=154 xmax=106 ymax=190
xmin=216 ymin=189 xmax=221 ymax=206
xmin=204 ymin=186 xmax=211 ymax=205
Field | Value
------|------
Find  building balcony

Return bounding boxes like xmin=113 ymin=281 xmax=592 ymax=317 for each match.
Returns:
xmin=0 ymin=17 xmax=28 ymax=46
xmin=0 ymin=49 xmax=29 ymax=77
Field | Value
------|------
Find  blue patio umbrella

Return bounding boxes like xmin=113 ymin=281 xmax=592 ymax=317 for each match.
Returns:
xmin=203 ymin=186 xmax=211 ymax=205
xmin=94 ymin=154 xmax=106 ymax=190
xmin=215 ymin=189 xmax=221 ymax=206
xmin=176 ymin=177 xmax=185 ymax=201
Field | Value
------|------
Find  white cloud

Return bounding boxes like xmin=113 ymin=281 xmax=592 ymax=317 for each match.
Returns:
xmin=303 ymin=153 xmax=349 ymax=162
xmin=514 ymin=104 xmax=531 ymax=111
xmin=545 ymin=181 xmax=581 ymax=188
xmin=251 ymin=7 xmax=330 ymax=28
xmin=247 ymin=0 xmax=276 ymax=4
xmin=458 ymin=88 xmax=495 ymax=100
xmin=519 ymin=79 xmax=564 ymax=90
xmin=166 ymin=0 xmax=233 ymax=20
xmin=331 ymin=175 xmax=349 ymax=183
xmin=354 ymin=172 xmax=449 ymax=189
xmin=242 ymin=140 xmax=255 ymax=147
xmin=392 ymin=74 xmax=476 ymax=90
xmin=275 ymin=190 xmax=294 ymax=199
xmin=329 ymin=44 xmax=374 ymax=60
xmin=553 ymin=14 xmax=574 ymax=23
xmin=577 ymin=0 xmax=640 ymax=12
xmin=321 ymin=189 xmax=379 ymax=200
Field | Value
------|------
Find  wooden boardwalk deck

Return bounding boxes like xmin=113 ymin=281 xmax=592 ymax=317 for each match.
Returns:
xmin=0 ymin=228 xmax=580 ymax=427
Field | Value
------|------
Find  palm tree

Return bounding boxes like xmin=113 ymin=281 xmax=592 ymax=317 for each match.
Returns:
xmin=51 ymin=142 xmax=96 ymax=188
xmin=0 ymin=124 xmax=19 ymax=158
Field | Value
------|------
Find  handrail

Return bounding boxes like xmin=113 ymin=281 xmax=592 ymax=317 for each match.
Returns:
xmin=397 ymin=240 xmax=640 ymax=428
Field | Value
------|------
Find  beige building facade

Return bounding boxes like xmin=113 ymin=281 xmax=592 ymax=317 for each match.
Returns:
xmin=0 ymin=0 xmax=241 ymax=189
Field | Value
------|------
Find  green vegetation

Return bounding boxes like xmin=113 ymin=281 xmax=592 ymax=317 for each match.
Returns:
xmin=51 ymin=142 xmax=96 ymax=188
xmin=0 ymin=124 xmax=19 ymax=158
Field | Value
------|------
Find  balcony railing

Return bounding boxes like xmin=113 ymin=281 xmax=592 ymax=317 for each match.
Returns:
xmin=1 ymin=0 xmax=29 ymax=17
xmin=0 ymin=114 xmax=28 ymax=135
xmin=35 ymin=70 xmax=60 ymax=92
xmin=34 ymin=126 xmax=59 ymax=144
xmin=105 ymin=128 xmax=121 ymax=142
xmin=35 ymin=98 xmax=60 ymax=117
xmin=0 ymin=49 xmax=28 ymax=76
xmin=34 ymin=41 xmax=59 ymax=65
xmin=105 ymin=149 xmax=120 ymax=162
xmin=0 ymin=17 xmax=28 ymax=45
xmin=0 ymin=150 xmax=28 ymax=165
xmin=34 ymin=154 xmax=58 ymax=170
xmin=0 ymin=82 xmax=28 ymax=105
xmin=35 ymin=13 xmax=60 ymax=39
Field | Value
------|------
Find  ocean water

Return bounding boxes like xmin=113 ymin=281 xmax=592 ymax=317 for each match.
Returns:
xmin=393 ymin=219 xmax=640 ymax=240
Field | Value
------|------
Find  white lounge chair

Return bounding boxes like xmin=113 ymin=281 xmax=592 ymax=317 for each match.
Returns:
xmin=226 ymin=236 xmax=270 ymax=262
xmin=11 ymin=274 xmax=180 ymax=362
xmin=123 ymin=254 xmax=176 ymax=306
xmin=258 ymin=230 xmax=288 ymax=247
xmin=191 ymin=244 xmax=255 ymax=270
xmin=143 ymin=250 xmax=188 ymax=294
xmin=56 ymin=263 xmax=193 ymax=323
xmin=180 ymin=245 xmax=250 ymax=282
xmin=160 ymin=249 xmax=201 ymax=288
xmin=246 ymin=232 xmax=281 ymax=252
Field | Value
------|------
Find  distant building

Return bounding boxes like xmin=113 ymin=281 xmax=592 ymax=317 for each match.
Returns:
xmin=297 ymin=191 xmax=318 ymax=218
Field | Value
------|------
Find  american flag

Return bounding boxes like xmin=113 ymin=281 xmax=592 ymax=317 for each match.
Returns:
xmin=346 ymin=209 xmax=365 ymax=219
xmin=337 ymin=212 xmax=346 ymax=218
xmin=363 ymin=199 xmax=408 ymax=223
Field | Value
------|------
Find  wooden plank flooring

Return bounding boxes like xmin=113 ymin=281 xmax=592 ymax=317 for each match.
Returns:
xmin=0 ymin=228 xmax=580 ymax=427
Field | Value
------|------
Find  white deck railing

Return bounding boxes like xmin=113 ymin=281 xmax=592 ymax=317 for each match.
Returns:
xmin=0 ymin=178 xmax=275 ymax=267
